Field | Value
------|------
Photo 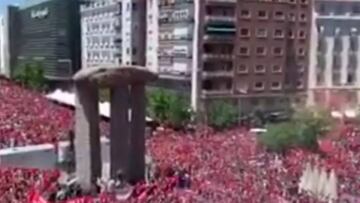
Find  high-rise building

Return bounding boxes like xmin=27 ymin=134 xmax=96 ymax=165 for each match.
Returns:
xmin=81 ymin=0 xmax=146 ymax=69
xmin=308 ymin=0 xmax=360 ymax=110
xmin=6 ymin=0 xmax=81 ymax=81
xmin=147 ymin=0 xmax=312 ymax=113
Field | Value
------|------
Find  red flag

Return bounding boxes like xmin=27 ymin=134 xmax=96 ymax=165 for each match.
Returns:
xmin=28 ymin=190 xmax=48 ymax=203
xmin=318 ymin=139 xmax=335 ymax=154
xmin=66 ymin=197 xmax=94 ymax=203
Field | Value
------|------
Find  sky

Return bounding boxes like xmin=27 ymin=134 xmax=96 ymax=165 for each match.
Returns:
xmin=0 ymin=0 xmax=23 ymax=14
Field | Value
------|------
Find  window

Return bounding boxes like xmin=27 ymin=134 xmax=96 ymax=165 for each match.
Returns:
xmin=349 ymin=52 xmax=358 ymax=68
xmin=272 ymin=65 xmax=282 ymax=73
xmin=238 ymin=64 xmax=248 ymax=73
xmin=298 ymin=64 xmax=305 ymax=73
xmin=297 ymin=80 xmax=304 ymax=89
xmin=256 ymin=47 xmax=267 ymax=56
xmin=334 ymin=36 xmax=343 ymax=52
xmin=288 ymin=30 xmax=295 ymax=38
xmin=240 ymin=28 xmax=250 ymax=37
xmin=274 ymin=11 xmax=285 ymax=20
xmin=315 ymin=4 xmax=324 ymax=14
xmin=350 ymin=35 xmax=358 ymax=51
xmin=289 ymin=12 xmax=296 ymax=21
xmin=255 ymin=64 xmax=266 ymax=73
xmin=336 ymin=4 xmax=344 ymax=15
xmin=298 ymin=48 xmax=306 ymax=56
xmin=352 ymin=5 xmax=360 ymax=14
xmin=271 ymin=81 xmax=282 ymax=90
xmin=332 ymin=72 xmax=341 ymax=85
xmin=347 ymin=73 xmax=355 ymax=85
xmin=258 ymin=10 xmax=268 ymax=19
xmin=299 ymin=13 xmax=307 ymax=22
xmin=239 ymin=47 xmax=250 ymax=56
xmin=240 ymin=10 xmax=250 ymax=18
xmin=298 ymin=30 xmax=306 ymax=39
xmin=254 ymin=81 xmax=265 ymax=90
xmin=300 ymin=0 xmax=308 ymax=5
xmin=273 ymin=47 xmax=283 ymax=56
xmin=274 ymin=29 xmax=284 ymax=38
xmin=256 ymin=28 xmax=267 ymax=38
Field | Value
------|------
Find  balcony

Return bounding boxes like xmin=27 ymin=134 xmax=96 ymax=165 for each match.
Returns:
xmin=203 ymin=54 xmax=234 ymax=61
xmin=202 ymin=89 xmax=233 ymax=97
xmin=203 ymin=34 xmax=233 ymax=43
xmin=205 ymin=15 xmax=235 ymax=23
xmin=206 ymin=0 xmax=236 ymax=4
xmin=202 ymin=70 xmax=234 ymax=78
xmin=206 ymin=25 xmax=236 ymax=34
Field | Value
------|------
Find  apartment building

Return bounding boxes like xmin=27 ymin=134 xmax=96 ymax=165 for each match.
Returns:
xmin=235 ymin=0 xmax=311 ymax=112
xmin=81 ymin=0 xmax=146 ymax=69
xmin=308 ymin=0 xmax=360 ymax=111
xmin=148 ymin=0 xmax=312 ymax=113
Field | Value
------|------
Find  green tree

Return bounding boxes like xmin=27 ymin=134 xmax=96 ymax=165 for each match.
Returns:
xmin=293 ymin=108 xmax=332 ymax=137
xmin=14 ymin=62 xmax=46 ymax=90
xmin=260 ymin=122 xmax=296 ymax=153
xmin=260 ymin=108 xmax=333 ymax=152
xmin=147 ymin=89 xmax=172 ymax=122
xmin=147 ymin=88 xmax=192 ymax=129
xmin=207 ymin=101 xmax=238 ymax=130
xmin=167 ymin=96 xmax=192 ymax=129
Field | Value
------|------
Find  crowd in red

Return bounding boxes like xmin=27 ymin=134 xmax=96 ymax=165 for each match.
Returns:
xmin=0 ymin=77 xmax=108 ymax=149
xmin=0 ymin=77 xmax=359 ymax=202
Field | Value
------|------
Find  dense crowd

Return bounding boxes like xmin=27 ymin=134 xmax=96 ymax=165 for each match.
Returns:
xmin=0 ymin=77 xmax=108 ymax=149
xmin=0 ymin=77 xmax=359 ymax=202
xmin=0 ymin=168 xmax=59 ymax=203
xmin=2 ymin=126 xmax=359 ymax=203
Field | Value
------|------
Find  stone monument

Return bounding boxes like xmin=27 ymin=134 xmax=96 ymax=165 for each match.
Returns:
xmin=73 ymin=66 xmax=157 ymax=190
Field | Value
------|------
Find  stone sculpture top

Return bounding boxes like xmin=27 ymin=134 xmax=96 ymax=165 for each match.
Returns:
xmin=73 ymin=66 xmax=157 ymax=86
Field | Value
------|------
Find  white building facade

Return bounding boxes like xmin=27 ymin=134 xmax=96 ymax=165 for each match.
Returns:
xmin=0 ymin=16 xmax=7 ymax=76
xmin=81 ymin=0 xmax=146 ymax=69
xmin=146 ymin=0 xmax=159 ymax=73
xmin=0 ymin=14 xmax=10 ymax=77
xmin=146 ymin=0 xmax=200 ymax=110
xmin=308 ymin=0 xmax=360 ymax=110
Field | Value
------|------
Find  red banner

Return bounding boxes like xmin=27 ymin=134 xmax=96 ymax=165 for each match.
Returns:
xmin=66 ymin=197 xmax=92 ymax=203
xmin=28 ymin=191 xmax=48 ymax=203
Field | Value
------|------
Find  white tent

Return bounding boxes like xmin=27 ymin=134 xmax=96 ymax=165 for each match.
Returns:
xmin=299 ymin=163 xmax=311 ymax=193
xmin=316 ymin=167 xmax=328 ymax=199
xmin=325 ymin=170 xmax=338 ymax=202
xmin=309 ymin=166 xmax=320 ymax=196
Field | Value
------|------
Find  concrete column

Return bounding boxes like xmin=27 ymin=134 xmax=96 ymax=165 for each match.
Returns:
xmin=341 ymin=36 xmax=349 ymax=85
xmin=325 ymin=36 xmax=334 ymax=87
xmin=307 ymin=24 xmax=317 ymax=106
xmin=75 ymin=81 xmax=101 ymax=191
xmin=356 ymin=36 xmax=360 ymax=87
xmin=325 ymin=89 xmax=331 ymax=107
xmin=110 ymin=84 xmax=130 ymax=179
xmin=128 ymin=84 xmax=146 ymax=183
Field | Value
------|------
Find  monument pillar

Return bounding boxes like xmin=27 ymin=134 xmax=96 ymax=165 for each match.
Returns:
xmin=75 ymin=81 xmax=102 ymax=190
xmin=129 ymin=84 xmax=146 ymax=182
xmin=110 ymin=84 xmax=130 ymax=178
xmin=74 ymin=66 xmax=157 ymax=190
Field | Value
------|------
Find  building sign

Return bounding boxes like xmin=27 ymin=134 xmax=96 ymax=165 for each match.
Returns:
xmin=31 ymin=8 xmax=49 ymax=19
